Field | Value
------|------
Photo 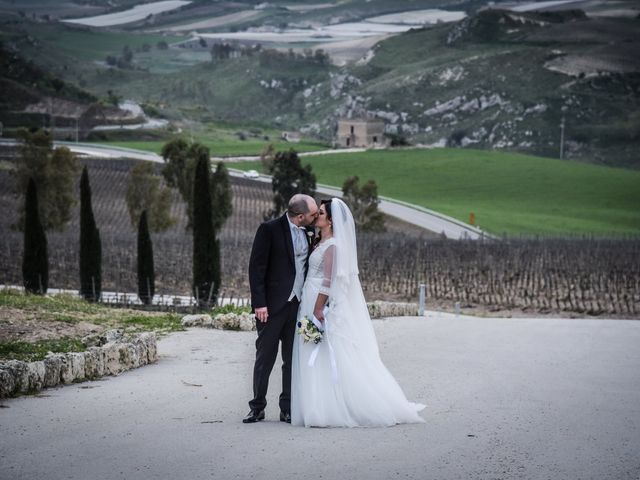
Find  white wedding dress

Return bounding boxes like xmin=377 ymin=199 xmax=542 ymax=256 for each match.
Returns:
xmin=291 ymin=199 xmax=425 ymax=428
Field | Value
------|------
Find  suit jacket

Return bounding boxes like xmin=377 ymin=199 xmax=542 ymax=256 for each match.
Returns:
xmin=249 ymin=214 xmax=312 ymax=316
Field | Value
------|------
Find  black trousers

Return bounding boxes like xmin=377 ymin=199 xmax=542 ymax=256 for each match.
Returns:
xmin=249 ymin=299 xmax=298 ymax=413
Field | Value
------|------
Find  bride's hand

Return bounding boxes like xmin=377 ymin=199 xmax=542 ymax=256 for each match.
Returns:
xmin=313 ymin=308 xmax=325 ymax=323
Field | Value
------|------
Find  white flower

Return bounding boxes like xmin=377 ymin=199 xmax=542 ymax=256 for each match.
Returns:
xmin=297 ymin=315 xmax=323 ymax=344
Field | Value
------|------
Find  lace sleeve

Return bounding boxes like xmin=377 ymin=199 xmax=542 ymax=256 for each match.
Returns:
xmin=318 ymin=244 xmax=335 ymax=296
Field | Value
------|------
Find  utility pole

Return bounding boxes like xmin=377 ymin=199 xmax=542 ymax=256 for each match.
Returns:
xmin=560 ymin=105 xmax=567 ymax=160
xmin=560 ymin=114 xmax=565 ymax=160
xmin=49 ymin=97 xmax=55 ymax=138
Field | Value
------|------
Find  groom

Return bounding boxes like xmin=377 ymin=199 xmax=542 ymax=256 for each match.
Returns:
xmin=244 ymin=194 xmax=318 ymax=423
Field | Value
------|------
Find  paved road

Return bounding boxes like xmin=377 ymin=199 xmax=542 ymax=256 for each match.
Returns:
xmin=225 ymin=169 xmax=485 ymax=239
xmin=1 ymin=312 xmax=638 ymax=480
xmin=1 ymin=139 xmax=487 ymax=239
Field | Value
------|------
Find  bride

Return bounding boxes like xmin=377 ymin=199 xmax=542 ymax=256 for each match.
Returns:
xmin=291 ymin=198 xmax=425 ymax=427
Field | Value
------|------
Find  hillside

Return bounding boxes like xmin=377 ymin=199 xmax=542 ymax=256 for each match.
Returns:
xmin=0 ymin=2 xmax=638 ymax=166
xmin=0 ymin=41 xmax=97 ymax=132
xmin=0 ymin=41 xmax=151 ymax=139
xmin=345 ymin=9 xmax=640 ymax=168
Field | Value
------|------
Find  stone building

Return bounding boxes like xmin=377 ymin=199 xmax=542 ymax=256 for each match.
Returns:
xmin=336 ymin=118 xmax=387 ymax=148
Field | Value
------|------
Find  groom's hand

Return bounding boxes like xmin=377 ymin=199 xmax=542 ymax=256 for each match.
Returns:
xmin=255 ymin=307 xmax=269 ymax=323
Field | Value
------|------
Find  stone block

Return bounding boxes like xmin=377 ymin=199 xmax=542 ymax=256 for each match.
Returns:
xmin=83 ymin=347 xmax=105 ymax=379
xmin=43 ymin=354 xmax=64 ymax=388
xmin=26 ymin=361 xmax=46 ymax=392
xmin=103 ymin=343 xmax=122 ymax=376
xmin=0 ymin=363 xmax=17 ymax=397
xmin=181 ymin=314 xmax=213 ymax=327
xmin=63 ymin=353 xmax=86 ymax=383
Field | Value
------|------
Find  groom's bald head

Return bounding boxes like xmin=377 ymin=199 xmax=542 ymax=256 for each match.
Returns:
xmin=287 ymin=194 xmax=314 ymax=215
xmin=287 ymin=194 xmax=318 ymax=226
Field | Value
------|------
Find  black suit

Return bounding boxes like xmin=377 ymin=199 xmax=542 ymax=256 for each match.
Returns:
xmin=248 ymin=214 xmax=310 ymax=413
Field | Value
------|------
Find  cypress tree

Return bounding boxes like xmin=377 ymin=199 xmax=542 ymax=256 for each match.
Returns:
xmin=192 ymin=156 xmax=219 ymax=308
xmin=210 ymin=161 xmax=233 ymax=232
xmin=22 ymin=178 xmax=48 ymax=294
xmin=137 ymin=210 xmax=155 ymax=305
xmin=79 ymin=166 xmax=102 ymax=302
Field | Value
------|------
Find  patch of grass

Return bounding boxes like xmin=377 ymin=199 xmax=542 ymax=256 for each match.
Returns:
xmin=0 ymin=338 xmax=86 ymax=362
xmin=25 ymin=23 xmax=183 ymax=62
xmin=0 ymin=290 xmax=186 ymax=361
xmin=0 ymin=289 xmax=185 ymax=348
xmin=0 ymin=289 xmax=104 ymax=315
xmin=92 ymin=138 xmax=329 ymax=157
xmin=0 ymin=160 xmax=15 ymax=171
xmin=211 ymin=304 xmax=251 ymax=315
xmin=230 ymin=148 xmax=640 ymax=236
xmin=119 ymin=313 xmax=184 ymax=335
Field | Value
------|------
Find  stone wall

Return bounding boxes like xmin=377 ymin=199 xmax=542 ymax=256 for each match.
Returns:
xmin=181 ymin=303 xmax=420 ymax=331
xmin=0 ymin=331 xmax=157 ymax=398
xmin=367 ymin=301 xmax=419 ymax=319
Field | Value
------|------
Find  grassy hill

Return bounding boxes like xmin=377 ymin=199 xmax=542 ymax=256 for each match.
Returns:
xmin=232 ymin=148 xmax=640 ymax=236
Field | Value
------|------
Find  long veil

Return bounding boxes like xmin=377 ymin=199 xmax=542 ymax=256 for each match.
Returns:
xmin=324 ymin=198 xmax=425 ymax=425
xmin=326 ymin=198 xmax=379 ymax=351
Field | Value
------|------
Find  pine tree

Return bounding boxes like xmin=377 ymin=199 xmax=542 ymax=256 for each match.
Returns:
xmin=192 ymin=156 xmax=219 ymax=308
xmin=269 ymin=149 xmax=316 ymax=218
xmin=125 ymin=161 xmax=175 ymax=232
xmin=22 ymin=178 xmax=48 ymax=294
xmin=14 ymin=128 xmax=79 ymax=231
xmin=79 ymin=166 xmax=102 ymax=302
xmin=342 ymin=176 xmax=385 ymax=232
xmin=137 ymin=210 xmax=155 ymax=305
xmin=161 ymin=139 xmax=209 ymax=229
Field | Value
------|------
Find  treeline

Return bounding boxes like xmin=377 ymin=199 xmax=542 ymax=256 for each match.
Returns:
xmin=4 ymin=153 xmax=639 ymax=315
xmin=8 ymin=137 xmax=386 ymax=308
xmin=13 ymin=130 xmax=232 ymax=308
xmin=8 ymin=134 xmax=637 ymax=316
xmin=105 ymin=41 xmax=169 ymax=69
xmin=208 ymin=42 xmax=331 ymax=67
xmin=258 ymin=47 xmax=331 ymax=68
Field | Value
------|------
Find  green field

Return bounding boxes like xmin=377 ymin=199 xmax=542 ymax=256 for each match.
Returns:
xmin=94 ymin=133 xmax=330 ymax=157
xmin=230 ymin=148 xmax=640 ymax=236
xmin=21 ymin=23 xmax=182 ymax=62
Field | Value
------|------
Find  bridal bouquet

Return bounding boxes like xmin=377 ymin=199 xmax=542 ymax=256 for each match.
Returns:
xmin=297 ymin=315 xmax=323 ymax=344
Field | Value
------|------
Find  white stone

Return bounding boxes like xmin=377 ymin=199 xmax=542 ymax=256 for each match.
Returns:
xmin=181 ymin=314 xmax=213 ymax=327
xmin=43 ymin=354 xmax=64 ymax=388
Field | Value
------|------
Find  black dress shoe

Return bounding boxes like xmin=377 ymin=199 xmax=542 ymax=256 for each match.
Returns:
xmin=243 ymin=409 xmax=265 ymax=423
xmin=280 ymin=411 xmax=291 ymax=423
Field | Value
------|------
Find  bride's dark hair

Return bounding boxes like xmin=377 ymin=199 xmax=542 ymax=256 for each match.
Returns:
xmin=321 ymin=199 xmax=333 ymax=222
xmin=313 ymin=199 xmax=332 ymax=247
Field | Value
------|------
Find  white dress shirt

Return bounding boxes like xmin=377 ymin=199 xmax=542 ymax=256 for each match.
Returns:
xmin=287 ymin=215 xmax=308 ymax=302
